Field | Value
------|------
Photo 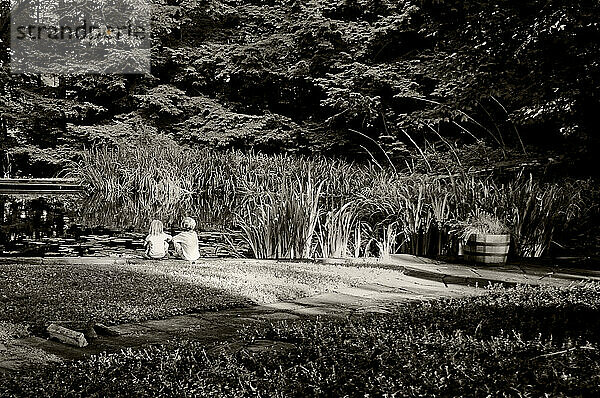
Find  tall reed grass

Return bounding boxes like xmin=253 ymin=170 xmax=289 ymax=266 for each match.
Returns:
xmin=317 ymin=202 xmax=358 ymax=259
xmin=69 ymin=135 xmax=593 ymax=259
xmin=236 ymin=176 xmax=323 ymax=259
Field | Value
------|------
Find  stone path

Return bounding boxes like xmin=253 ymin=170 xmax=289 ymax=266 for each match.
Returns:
xmin=2 ymin=254 xmax=598 ymax=372
xmin=388 ymin=254 xmax=600 ymax=286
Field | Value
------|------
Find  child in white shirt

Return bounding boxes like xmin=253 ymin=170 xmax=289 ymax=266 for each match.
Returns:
xmin=144 ymin=220 xmax=172 ymax=259
xmin=173 ymin=217 xmax=201 ymax=262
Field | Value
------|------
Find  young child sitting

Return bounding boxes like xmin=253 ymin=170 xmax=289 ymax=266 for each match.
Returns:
xmin=172 ymin=217 xmax=201 ymax=262
xmin=144 ymin=220 xmax=172 ymax=259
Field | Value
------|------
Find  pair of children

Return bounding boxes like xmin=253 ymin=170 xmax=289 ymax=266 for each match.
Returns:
xmin=144 ymin=217 xmax=200 ymax=262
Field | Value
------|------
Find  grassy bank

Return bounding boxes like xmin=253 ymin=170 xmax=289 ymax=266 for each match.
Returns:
xmin=0 ymin=259 xmax=400 ymax=333
xmin=0 ymin=262 xmax=247 ymax=333
xmin=2 ymin=284 xmax=599 ymax=397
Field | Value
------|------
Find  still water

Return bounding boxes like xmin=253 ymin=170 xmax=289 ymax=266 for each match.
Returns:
xmin=0 ymin=194 xmax=242 ymax=257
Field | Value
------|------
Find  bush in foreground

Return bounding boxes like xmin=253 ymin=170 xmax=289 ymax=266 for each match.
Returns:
xmin=2 ymin=284 xmax=600 ymax=397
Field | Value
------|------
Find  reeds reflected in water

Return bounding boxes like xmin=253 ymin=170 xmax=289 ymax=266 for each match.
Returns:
xmin=67 ymin=135 xmax=596 ymax=260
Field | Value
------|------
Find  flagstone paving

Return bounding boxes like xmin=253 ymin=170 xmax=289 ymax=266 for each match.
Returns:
xmin=2 ymin=254 xmax=598 ymax=372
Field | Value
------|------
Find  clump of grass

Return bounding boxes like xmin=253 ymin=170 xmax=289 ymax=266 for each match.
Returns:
xmin=317 ymin=202 xmax=358 ymax=259
xmin=237 ymin=176 xmax=323 ymax=259
xmin=500 ymin=174 xmax=585 ymax=257
xmin=374 ymin=222 xmax=400 ymax=260
xmin=395 ymin=175 xmax=435 ymax=255
xmin=456 ymin=212 xmax=509 ymax=240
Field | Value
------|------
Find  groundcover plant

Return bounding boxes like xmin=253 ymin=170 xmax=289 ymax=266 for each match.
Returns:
xmin=1 ymin=284 xmax=600 ymax=397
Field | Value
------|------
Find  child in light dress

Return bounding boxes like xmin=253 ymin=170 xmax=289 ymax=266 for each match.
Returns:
xmin=173 ymin=217 xmax=201 ymax=262
xmin=144 ymin=220 xmax=172 ymax=259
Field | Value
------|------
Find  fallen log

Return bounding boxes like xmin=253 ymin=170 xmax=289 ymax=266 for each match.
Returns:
xmin=47 ymin=324 xmax=88 ymax=347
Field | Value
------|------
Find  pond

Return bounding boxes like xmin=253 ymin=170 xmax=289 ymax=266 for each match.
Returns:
xmin=0 ymin=194 xmax=247 ymax=257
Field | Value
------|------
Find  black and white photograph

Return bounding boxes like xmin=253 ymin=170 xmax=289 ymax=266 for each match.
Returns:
xmin=1 ymin=0 xmax=599 ymax=396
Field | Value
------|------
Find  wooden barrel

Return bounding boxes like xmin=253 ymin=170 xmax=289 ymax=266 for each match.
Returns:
xmin=464 ymin=234 xmax=510 ymax=265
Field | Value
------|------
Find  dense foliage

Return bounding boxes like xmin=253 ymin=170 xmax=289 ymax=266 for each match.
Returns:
xmin=1 ymin=0 xmax=599 ymax=176
xmin=2 ymin=284 xmax=600 ymax=396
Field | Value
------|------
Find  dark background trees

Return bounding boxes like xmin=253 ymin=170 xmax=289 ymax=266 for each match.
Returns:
xmin=1 ymin=0 xmax=599 ymax=176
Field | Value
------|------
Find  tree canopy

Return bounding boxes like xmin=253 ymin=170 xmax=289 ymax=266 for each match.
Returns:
xmin=1 ymin=0 xmax=599 ymax=176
